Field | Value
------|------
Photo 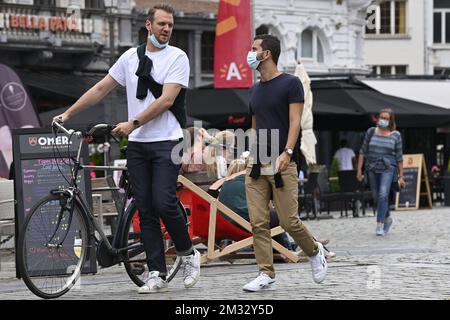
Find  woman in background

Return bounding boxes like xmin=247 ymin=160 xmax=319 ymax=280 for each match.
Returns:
xmin=180 ymin=127 xmax=214 ymax=174
xmin=357 ymin=108 xmax=406 ymax=236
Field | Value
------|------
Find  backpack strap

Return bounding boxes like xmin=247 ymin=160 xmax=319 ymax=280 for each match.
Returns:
xmin=366 ymin=127 xmax=376 ymax=153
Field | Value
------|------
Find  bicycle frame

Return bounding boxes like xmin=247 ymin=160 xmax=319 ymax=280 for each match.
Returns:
xmin=51 ymin=122 xmax=140 ymax=259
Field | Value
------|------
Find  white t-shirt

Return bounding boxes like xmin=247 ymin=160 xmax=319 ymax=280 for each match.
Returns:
xmin=109 ymin=45 xmax=190 ymax=142
xmin=334 ymin=147 xmax=355 ymax=171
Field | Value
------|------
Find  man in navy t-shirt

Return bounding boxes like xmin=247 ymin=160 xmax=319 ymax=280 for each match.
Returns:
xmin=243 ymin=34 xmax=328 ymax=292
xmin=249 ymin=66 xmax=304 ymax=164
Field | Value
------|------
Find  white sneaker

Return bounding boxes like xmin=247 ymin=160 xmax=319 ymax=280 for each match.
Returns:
xmin=309 ymin=242 xmax=328 ymax=284
xmin=138 ymin=271 xmax=168 ymax=294
xmin=243 ymin=273 xmax=276 ymax=292
xmin=182 ymin=249 xmax=201 ymax=288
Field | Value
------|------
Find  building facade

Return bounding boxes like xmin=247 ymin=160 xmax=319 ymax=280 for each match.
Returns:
xmin=429 ymin=0 xmax=450 ymax=76
xmin=254 ymin=0 xmax=373 ymax=74
xmin=365 ymin=0 xmax=450 ymax=76
xmin=0 ymin=0 xmax=134 ymax=73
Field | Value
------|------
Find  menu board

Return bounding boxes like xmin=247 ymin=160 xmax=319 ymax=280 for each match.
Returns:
xmin=395 ymin=167 xmax=419 ymax=209
xmin=395 ymin=154 xmax=432 ymax=211
xmin=12 ymin=128 xmax=96 ymax=277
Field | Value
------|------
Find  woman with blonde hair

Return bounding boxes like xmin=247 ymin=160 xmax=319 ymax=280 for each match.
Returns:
xmin=206 ymin=130 xmax=236 ymax=179
xmin=180 ymin=127 xmax=214 ymax=174
xmin=357 ymin=108 xmax=405 ymax=236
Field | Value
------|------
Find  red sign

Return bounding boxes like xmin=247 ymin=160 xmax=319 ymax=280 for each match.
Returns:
xmin=9 ymin=15 xmax=80 ymax=32
xmin=214 ymin=0 xmax=253 ymax=88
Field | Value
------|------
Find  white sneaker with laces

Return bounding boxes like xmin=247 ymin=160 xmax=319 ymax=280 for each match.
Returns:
xmin=182 ymin=249 xmax=201 ymax=288
xmin=309 ymin=242 xmax=328 ymax=284
xmin=243 ymin=273 xmax=276 ymax=292
xmin=138 ymin=271 xmax=168 ymax=294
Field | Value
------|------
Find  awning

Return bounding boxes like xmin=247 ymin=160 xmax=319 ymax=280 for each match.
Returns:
xmin=17 ymin=70 xmax=212 ymax=128
xmin=186 ymin=88 xmax=250 ymax=129
xmin=312 ymin=79 xmax=450 ymax=129
xmin=187 ymin=79 xmax=450 ymax=130
xmin=16 ymin=70 xmax=104 ymax=99
xmin=15 ymin=70 xmax=128 ymax=127
xmin=360 ymin=79 xmax=450 ymax=110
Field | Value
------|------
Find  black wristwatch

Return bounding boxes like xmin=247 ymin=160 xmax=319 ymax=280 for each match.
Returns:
xmin=284 ymin=148 xmax=293 ymax=157
xmin=132 ymin=118 xmax=141 ymax=128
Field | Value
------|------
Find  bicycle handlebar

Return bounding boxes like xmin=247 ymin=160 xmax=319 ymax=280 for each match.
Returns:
xmin=52 ymin=119 xmax=83 ymax=138
xmin=86 ymin=123 xmax=116 ymax=137
xmin=52 ymin=120 xmax=117 ymax=141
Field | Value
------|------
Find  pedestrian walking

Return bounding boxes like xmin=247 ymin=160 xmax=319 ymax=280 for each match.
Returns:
xmin=242 ymin=34 xmax=328 ymax=292
xmin=357 ymin=108 xmax=406 ymax=236
xmin=54 ymin=4 xmax=200 ymax=293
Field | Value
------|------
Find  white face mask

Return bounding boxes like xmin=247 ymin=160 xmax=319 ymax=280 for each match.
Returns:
xmin=247 ymin=51 xmax=261 ymax=70
xmin=378 ymin=119 xmax=390 ymax=128
xmin=148 ymin=33 xmax=168 ymax=49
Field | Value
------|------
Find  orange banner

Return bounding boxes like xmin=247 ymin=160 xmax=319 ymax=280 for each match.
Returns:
xmin=214 ymin=0 xmax=252 ymax=88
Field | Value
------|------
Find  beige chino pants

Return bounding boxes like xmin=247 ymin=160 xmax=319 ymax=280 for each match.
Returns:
xmin=245 ymin=162 xmax=319 ymax=278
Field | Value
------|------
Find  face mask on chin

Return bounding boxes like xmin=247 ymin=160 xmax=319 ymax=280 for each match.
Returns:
xmin=148 ymin=33 xmax=168 ymax=49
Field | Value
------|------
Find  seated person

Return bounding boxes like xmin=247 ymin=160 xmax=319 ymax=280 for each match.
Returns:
xmin=180 ymin=127 xmax=214 ymax=174
xmin=205 ymin=130 xmax=236 ymax=180
xmin=212 ymin=159 xmax=297 ymax=251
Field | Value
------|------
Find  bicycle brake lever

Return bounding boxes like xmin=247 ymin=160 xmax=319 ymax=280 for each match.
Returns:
xmin=109 ymin=129 xmax=120 ymax=144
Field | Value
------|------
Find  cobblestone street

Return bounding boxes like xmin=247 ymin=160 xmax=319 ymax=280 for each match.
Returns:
xmin=1 ymin=207 xmax=449 ymax=300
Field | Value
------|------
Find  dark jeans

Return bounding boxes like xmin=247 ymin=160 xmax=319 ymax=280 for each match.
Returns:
xmin=127 ymin=140 xmax=193 ymax=276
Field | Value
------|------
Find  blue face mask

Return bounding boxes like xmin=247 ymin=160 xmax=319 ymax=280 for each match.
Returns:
xmin=247 ymin=51 xmax=261 ymax=70
xmin=378 ymin=119 xmax=389 ymax=128
xmin=148 ymin=33 xmax=168 ymax=49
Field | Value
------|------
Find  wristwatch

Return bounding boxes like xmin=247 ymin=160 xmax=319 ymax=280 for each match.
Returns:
xmin=131 ymin=118 xmax=141 ymax=128
xmin=284 ymin=148 xmax=293 ymax=157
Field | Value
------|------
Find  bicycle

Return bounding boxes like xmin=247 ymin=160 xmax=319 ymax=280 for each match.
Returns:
xmin=17 ymin=121 xmax=188 ymax=299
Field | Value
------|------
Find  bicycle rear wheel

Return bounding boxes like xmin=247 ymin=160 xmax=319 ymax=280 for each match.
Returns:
xmin=17 ymin=194 xmax=88 ymax=299
xmin=122 ymin=200 xmax=187 ymax=287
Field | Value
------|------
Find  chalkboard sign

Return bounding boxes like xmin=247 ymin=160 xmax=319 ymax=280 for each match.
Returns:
xmin=395 ymin=154 xmax=432 ymax=210
xmin=396 ymin=167 xmax=419 ymax=209
xmin=12 ymin=128 xmax=97 ymax=278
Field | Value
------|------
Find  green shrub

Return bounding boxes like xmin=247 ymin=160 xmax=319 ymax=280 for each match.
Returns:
xmin=329 ymin=158 xmax=340 ymax=192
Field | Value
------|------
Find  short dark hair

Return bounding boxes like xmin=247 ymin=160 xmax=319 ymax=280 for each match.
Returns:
xmin=147 ymin=4 xmax=175 ymax=22
xmin=254 ymin=34 xmax=281 ymax=65
xmin=340 ymin=140 xmax=348 ymax=148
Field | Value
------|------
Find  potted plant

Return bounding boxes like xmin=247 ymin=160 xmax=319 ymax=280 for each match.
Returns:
xmin=329 ymin=158 xmax=340 ymax=193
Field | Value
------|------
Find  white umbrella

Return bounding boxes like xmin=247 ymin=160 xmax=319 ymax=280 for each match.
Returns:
xmin=294 ymin=63 xmax=317 ymax=165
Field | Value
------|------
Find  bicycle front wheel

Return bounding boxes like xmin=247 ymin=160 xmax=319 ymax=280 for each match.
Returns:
xmin=122 ymin=201 xmax=186 ymax=287
xmin=17 ymin=194 xmax=89 ymax=299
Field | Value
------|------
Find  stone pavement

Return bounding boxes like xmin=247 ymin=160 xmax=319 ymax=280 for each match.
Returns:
xmin=0 ymin=207 xmax=449 ymax=300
